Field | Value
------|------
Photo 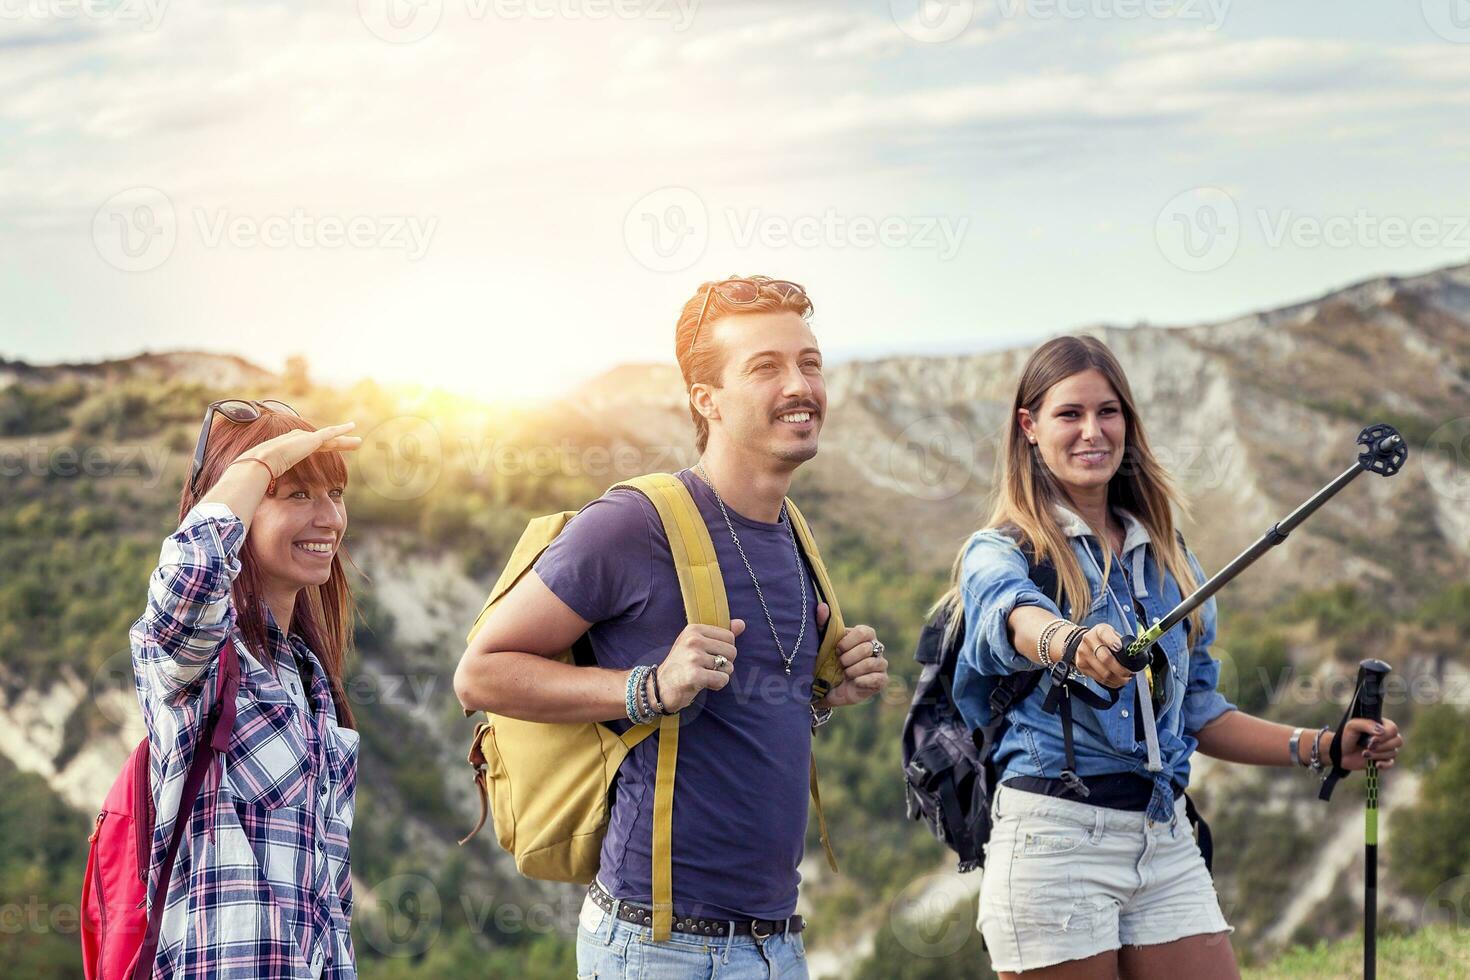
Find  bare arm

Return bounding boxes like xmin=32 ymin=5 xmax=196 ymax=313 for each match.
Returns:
xmin=1193 ymin=709 xmax=1312 ymax=765
xmin=197 ymin=421 xmax=360 ymax=535
xmin=453 ymin=570 xmax=633 ymax=723
xmin=452 ymin=570 xmax=744 ymax=724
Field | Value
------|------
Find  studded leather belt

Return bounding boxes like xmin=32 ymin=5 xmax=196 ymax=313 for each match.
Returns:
xmin=587 ymin=880 xmax=806 ymax=939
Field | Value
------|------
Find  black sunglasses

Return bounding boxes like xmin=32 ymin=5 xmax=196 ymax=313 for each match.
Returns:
xmin=188 ymin=399 xmax=300 ymax=493
xmin=689 ymin=277 xmax=811 ymax=351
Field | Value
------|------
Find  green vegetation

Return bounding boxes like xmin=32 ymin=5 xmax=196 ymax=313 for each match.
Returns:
xmin=1243 ymin=925 xmax=1470 ymax=979
xmin=2 ymin=369 xmax=1468 ymax=977
xmin=0 ymin=757 xmax=89 ymax=980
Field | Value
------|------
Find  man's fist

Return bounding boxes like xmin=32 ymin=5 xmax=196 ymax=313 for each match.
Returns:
xmin=653 ymin=619 xmax=745 ymax=712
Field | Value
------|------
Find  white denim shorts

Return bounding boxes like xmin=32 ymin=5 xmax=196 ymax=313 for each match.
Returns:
xmin=977 ymin=784 xmax=1234 ymax=974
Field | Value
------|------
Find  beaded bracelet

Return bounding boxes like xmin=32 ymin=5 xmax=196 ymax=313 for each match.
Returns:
xmin=625 ymin=665 xmax=657 ymax=725
xmin=1037 ymin=619 xmax=1069 ymax=667
xmin=636 ymin=666 xmax=655 ymax=722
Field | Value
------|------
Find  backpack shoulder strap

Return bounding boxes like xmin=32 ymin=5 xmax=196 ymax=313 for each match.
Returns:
xmin=781 ymin=497 xmax=846 ymax=703
xmin=781 ymin=496 xmax=843 ymax=875
xmin=608 ymin=473 xmax=728 ymax=942
xmin=465 ymin=510 xmax=578 ymax=645
xmin=612 ymin=474 xmax=730 ymax=630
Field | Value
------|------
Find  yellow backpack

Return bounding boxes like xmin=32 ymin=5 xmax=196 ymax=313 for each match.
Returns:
xmin=458 ymin=473 xmax=847 ymax=940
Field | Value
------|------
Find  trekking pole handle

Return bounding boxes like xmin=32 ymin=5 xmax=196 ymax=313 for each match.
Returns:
xmin=1319 ymin=658 xmax=1392 ymax=800
xmin=1355 ymin=658 xmax=1391 ymax=733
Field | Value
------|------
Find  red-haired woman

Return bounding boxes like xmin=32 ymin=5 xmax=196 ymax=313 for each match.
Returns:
xmin=130 ymin=400 xmax=362 ymax=979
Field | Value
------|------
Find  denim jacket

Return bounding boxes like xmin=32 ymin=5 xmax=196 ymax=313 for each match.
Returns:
xmin=952 ymin=504 xmax=1237 ymax=822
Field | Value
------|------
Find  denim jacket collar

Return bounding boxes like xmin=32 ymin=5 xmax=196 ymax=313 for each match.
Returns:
xmin=1052 ymin=502 xmax=1155 ymax=598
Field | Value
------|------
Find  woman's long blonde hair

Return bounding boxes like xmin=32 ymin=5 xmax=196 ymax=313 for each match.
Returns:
xmin=934 ymin=335 xmax=1204 ymax=646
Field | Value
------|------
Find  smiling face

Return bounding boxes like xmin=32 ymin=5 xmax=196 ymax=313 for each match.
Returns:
xmin=693 ymin=309 xmax=826 ymax=465
xmin=1018 ymin=367 xmax=1127 ymax=499
xmin=248 ymin=473 xmax=347 ymax=595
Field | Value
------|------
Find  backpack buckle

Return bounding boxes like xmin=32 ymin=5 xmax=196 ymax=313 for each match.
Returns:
xmin=1059 ymin=769 xmax=1091 ymax=798
xmin=466 ymin=722 xmax=492 ymax=769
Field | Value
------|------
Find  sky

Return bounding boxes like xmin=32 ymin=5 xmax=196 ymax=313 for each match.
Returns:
xmin=2 ymin=0 xmax=1468 ymax=402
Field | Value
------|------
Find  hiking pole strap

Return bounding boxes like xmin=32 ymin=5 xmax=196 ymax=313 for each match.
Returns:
xmin=1318 ymin=659 xmax=1391 ymax=802
xmin=134 ymin=638 xmax=240 ymax=980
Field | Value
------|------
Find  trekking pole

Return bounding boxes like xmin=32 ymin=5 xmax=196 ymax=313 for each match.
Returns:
xmin=1319 ymin=658 xmax=1392 ymax=980
xmin=1112 ymin=422 xmax=1407 ymax=674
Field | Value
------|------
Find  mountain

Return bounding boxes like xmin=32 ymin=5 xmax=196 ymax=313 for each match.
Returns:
xmin=2 ymin=261 xmax=1468 ymax=978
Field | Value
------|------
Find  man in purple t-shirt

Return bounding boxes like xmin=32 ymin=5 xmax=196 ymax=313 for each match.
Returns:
xmin=454 ymin=276 xmax=891 ymax=978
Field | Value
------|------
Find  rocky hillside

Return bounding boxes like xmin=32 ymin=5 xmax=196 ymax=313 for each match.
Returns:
xmin=2 ymin=261 xmax=1468 ymax=978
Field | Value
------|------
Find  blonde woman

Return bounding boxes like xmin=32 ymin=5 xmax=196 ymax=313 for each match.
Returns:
xmin=939 ymin=336 xmax=1402 ymax=979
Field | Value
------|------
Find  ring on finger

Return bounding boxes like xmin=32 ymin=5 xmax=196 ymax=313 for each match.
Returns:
xmin=712 ymin=654 xmax=729 ymax=672
xmin=870 ymin=639 xmax=885 ymax=661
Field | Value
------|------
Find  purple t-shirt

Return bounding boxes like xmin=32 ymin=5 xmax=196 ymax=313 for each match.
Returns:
xmin=532 ymin=468 xmax=822 ymax=920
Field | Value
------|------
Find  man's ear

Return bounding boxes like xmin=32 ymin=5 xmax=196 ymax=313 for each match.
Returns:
xmin=690 ymin=384 xmax=720 ymax=423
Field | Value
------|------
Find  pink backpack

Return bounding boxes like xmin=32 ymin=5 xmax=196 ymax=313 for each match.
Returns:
xmin=81 ymin=640 xmax=239 ymax=980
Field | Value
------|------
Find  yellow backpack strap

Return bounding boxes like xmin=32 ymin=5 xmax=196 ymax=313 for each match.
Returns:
xmin=465 ymin=511 xmax=577 ymax=648
xmin=610 ymin=474 xmax=728 ymax=942
xmin=784 ymin=497 xmax=843 ymax=874
xmin=783 ymin=498 xmax=846 ymax=702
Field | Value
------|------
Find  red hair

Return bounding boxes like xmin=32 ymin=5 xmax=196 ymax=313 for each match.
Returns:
xmin=178 ymin=411 xmax=356 ymax=729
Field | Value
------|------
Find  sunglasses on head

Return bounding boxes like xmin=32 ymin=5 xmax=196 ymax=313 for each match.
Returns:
xmin=188 ymin=399 xmax=300 ymax=494
xmin=689 ymin=277 xmax=811 ymax=351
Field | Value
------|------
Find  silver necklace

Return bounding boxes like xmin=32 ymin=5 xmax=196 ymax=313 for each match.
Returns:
xmin=695 ymin=464 xmax=808 ymax=675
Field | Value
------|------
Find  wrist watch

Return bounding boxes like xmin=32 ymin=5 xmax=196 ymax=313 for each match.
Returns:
xmin=810 ymin=703 xmax=834 ymax=731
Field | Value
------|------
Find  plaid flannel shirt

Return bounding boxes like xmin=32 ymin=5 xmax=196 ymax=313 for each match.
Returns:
xmin=130 ymin=503 xmax=359 ymax=979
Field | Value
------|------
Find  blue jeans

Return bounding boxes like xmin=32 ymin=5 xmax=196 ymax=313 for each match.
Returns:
xmin=576 ymin=890 xmax=809 ymax=979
